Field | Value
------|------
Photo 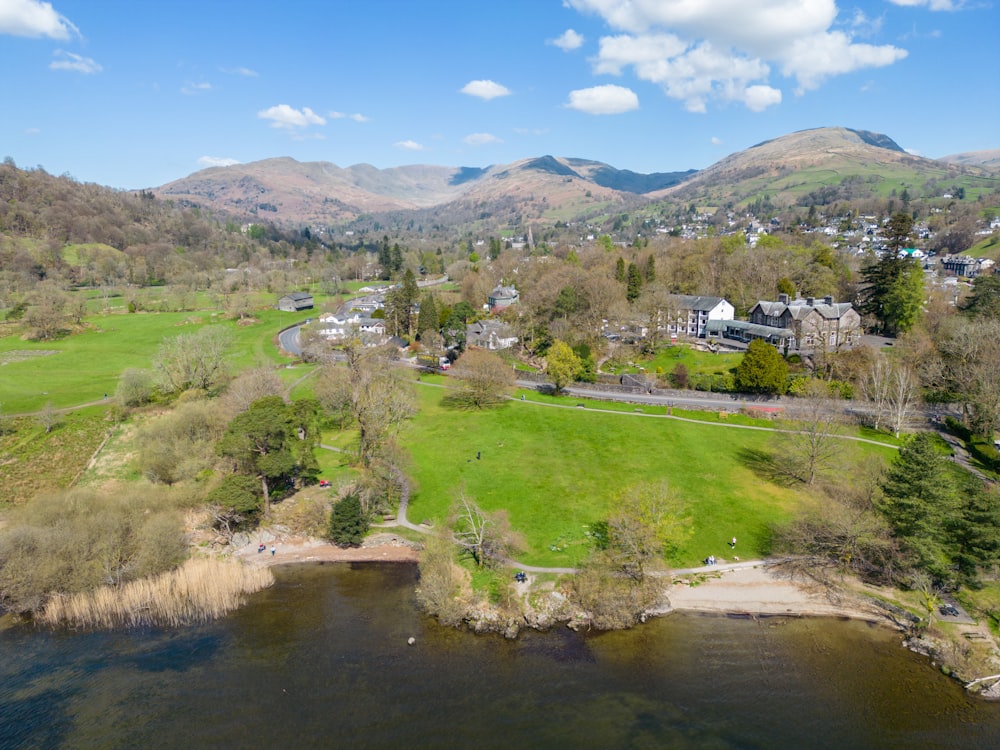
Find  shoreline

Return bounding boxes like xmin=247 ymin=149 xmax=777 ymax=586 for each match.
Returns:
xmin=232 ymin=535 xmax=885 ymax=624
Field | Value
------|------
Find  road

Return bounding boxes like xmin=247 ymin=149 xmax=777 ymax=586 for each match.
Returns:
xmin=278 ymin=323 xmax=304 ymax=357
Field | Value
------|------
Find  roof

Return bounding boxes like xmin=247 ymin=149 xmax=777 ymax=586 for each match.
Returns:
xmin=707 ymin=319 xmax=794 ymax=338
xmin=669 ymin=294 xmax=728 ymax=312
xmin=751 ymin=299 xmax=856 ymax=321
xmin=280 ymin=292 xmax=313 ymax=301
xmin=490 ymin=285 xmax=519 ymax=300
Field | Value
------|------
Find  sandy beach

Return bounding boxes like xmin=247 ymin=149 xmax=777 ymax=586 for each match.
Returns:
xmin=233 ymin=532 xmax=422 ymax=566
xmin=665 ymin=564 xmax=881 ymax=621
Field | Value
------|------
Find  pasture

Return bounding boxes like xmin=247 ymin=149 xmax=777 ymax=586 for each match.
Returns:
xmin=0 ymin=307 xmax=301 ymax=413
xmin=401 ymin=385 xmax=896 ymax=568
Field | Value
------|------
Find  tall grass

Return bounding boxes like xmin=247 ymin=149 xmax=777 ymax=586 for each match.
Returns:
xmin=38 ymin=558 xmax=274 ymax=629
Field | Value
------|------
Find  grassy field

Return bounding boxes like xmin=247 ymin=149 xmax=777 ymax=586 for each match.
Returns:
xmin=401 ymin=384 xmax=896 ymax=568
xmin=0 ymin=406 xmax=111 ymax=506
xmin=0 ymin=306 xmax=301 ymax=413
xmin=964 ymin=232 xmax=1000 ymax=261
xmin=607 ymin=344 xmax=743 ymax=378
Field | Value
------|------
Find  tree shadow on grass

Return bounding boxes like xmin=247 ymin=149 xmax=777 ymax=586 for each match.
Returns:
xmin=736 ymin=446 xmax=800 ymax=487
xmin=439 ymin=393 xmax=510 ymax=411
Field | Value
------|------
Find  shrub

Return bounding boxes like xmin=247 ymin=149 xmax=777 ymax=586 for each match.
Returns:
xmin=327 ymin=494 xmax=368 ymax=547
xmin=0 ymin=488 xmax=187 ymax=614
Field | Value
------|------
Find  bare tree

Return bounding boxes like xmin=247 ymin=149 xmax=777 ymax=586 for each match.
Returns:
xmin=939 ymin=318 xmax=1000 ymax=436
xmin=24 ymin=282 xmax=69 ymax=340
xmin=451 ymin=494 xmax=523 ymax=568
xmin=450 ymin=348 xmax=515 ymax=408
xmin=36 ymin=401 xmax=59 ymax=434
xmin=781 ymin=380 xmax=844 ymax=485
xmin=342 ymin=342 xmax=416 ymax=467
xmin=153 ymin=326 xmax=232 ymax=394
xmin=221 ymin=366 xmax=285 ymax=417
xmin=859 ymin=355 xmax=892 ymax=432
xmin=860 ymin=353 xmax=920 ymax=437
xmin=886 ymin=362 xmax=921 ymax=438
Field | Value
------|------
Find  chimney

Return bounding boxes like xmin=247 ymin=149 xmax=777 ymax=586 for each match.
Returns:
xmin=806 ymin=297 xmax=815 ymax=307
xmin=778 ymin=293 xmax=790 ymax=305
xmin=824 ymin=295 xmax=834 ymax=305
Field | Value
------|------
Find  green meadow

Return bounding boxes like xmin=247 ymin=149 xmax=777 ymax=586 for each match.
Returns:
xmin=0 ymin=307 xmax=304 ymax=413
xmin=401 ymin=385 xmax=896 ymax=568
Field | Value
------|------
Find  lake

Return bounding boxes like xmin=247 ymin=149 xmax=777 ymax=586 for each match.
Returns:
xmin=3 ymin=562 xmax=1000 ymax=749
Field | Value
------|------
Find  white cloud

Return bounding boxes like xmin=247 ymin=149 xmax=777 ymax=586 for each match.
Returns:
xmin=222 ymin=66 xmax=258 ymax=77
xmin=197 ymin=156 xmax=241 ymax=168
xmin=849 ymin=10 xmax=883 ymax=37
xmin=549 ymin=28 xmax=585 ymax=50
xmin=463 ymin=132 xmax=502 ymax=146
xmin=460 ymin=79 xmax=512 ymax=100
xmin=566 ymin=0 xmax=908 ymax=111
xmin=329 ymin=111 xmax=370 ymax=123
xmin=394 ymin=140 xmax=425 ymax=151
xmin=565 ymin=84 xmax=639 ymax=114
xmin=887 ymin=0 xmax=961 ymax=10
xmin=181 ymin=81 xmax=212 ymax=95
xmin=782 ymin=31 xmax=906 ymax=92
xmin=49 ymin=50 xmax=101 ymax=74
xmin=0 ymin=0 xmax=77 ymax=39
xmin=257 ymin=104 xmax=326 ymax=130
xmin=710 ymin=136 xmax=723 ymax=145
xmin=741 ymin=84 xmax=782 ymax=111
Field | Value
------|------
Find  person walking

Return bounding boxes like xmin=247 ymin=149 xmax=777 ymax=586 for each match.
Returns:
xmin=730 ymin=536 xmax=737 ymax=548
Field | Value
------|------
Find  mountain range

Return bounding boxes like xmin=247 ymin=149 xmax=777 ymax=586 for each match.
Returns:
xmin=154 ymin=127 xmax=999 ymax=229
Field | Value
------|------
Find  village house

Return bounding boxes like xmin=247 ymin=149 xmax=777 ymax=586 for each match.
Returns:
xmin=349 ymin=294 xmax=385 ymax=314
xmin=466 ymin=319 xmax=518 ymax=350
xmin=276 ymin=292 xmax=314 ymax=312
xmin=709 ymin=294 xmax=861 ymax=352
xmin=663 ymin=295 xmax=735 ymax=339
xmin=487 ymin=284 xmax=519 ymax=312
xmin=316 ymin=311 xmax=386 ymax=345
xmin=940 ymin=255 xmax=989 ymax=278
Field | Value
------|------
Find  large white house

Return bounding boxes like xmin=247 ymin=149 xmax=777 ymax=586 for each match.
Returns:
xmin=663 ymin=295 xmax=735 ymax=338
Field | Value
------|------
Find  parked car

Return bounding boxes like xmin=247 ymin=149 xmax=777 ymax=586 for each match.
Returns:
xmin=939 ymin=603 xmax=960 ymax=617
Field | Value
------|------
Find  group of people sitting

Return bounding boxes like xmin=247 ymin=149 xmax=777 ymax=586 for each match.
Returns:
xmin=703 ymin=555 xmax=718 ymax=566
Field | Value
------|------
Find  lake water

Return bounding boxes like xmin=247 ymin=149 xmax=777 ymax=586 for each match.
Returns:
xmin=3 ymin=562 xmax=1000 ymax=749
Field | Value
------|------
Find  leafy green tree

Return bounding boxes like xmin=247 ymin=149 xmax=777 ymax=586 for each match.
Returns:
xmin=859 ymin=255 xmax=923 ymax=336
xmin=573 ymin=343 xmax=597 ymax=383
xmin=206 ymin=474 xmax=263 ymax=534
xmin=954 ymin=480 xmax=1000 ymax=585
xmin=553 ymin=286 xmax=581 ymax=320
xmin=218 ymin=396 xmax=316 ymax=519
xmin=961 ymin=275 xmax=1000 ymax=320
xmin=777 ymin=277 xmax=796 ymax=297
xmin=644 ymin=254 xmax=656 ymax=283
xmin=416 ymin=293 xmax=439 ymax=339
xmin=606 ymin=481 xmax=691 ymax=581
xmin=614 ymin=256 xmax=626 ymax=282
xmin=546 ymin=340 xmax=581 ymax=392
xmin=328 ymin=494 xmax=369 ymax=547
xmin=878 ymin=433 xmax=960 ymax=581
xmin=734 ymin=339 xmax=788 ymax=395
xmin=885 ymin=212 xmax=914 ymax=252
xmin=626 ymin=262 xmax=642 ymax=303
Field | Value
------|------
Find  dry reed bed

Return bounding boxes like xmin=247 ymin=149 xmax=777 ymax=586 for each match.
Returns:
xmin=40 ymin=558 xmax=274 ymax=629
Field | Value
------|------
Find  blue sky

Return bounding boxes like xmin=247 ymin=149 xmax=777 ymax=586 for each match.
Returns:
xmin=2 ymin=0 xmax=996 ymax=189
